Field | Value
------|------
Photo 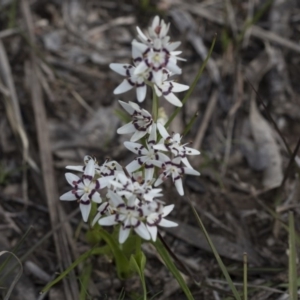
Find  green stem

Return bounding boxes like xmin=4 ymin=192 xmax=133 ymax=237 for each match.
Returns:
xmin=152 ymin=86 xmax=159 ymax=122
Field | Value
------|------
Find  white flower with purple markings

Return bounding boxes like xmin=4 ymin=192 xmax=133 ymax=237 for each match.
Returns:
xmin=110 ymin=63 xmax=153 ymax=102
xmin=155 ymin=157 xmax=200 ymax=196
xmin=110 ymin=172 xmax=163 ymax=202
xmin=99 ymin=190 xmax=151 ymax=244
xmin=154 ymin=123 xmax=200 ymax=168
xmin=124 ymin=124 xmax=169 ymax=180
xmin=143 ymin=201 xmax=177 ymax=242
xmin=117 ymin=101 xmax=153 ymax=142
xmin=60 ymin=159 xmax=112 ymax=222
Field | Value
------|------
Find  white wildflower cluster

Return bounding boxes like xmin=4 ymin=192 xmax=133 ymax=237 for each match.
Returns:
xmin=110 ymin=16 xmax=189 ymax=107
xmin=60 ymin=16 xmax=201 ymax=244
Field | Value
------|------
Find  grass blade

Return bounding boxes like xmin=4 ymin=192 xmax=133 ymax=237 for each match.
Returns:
xmin=288 ymin=212 xmax=297 ymax=300
xmin=153 ymin=238 xmax=194 ymax=300
xmin=189 ymin=202 xmax=241 ymax=300
xmin=243 ymin=253 xmax=248 ymax=300
xmin=165 ymin=35 xmax=216 ymax=128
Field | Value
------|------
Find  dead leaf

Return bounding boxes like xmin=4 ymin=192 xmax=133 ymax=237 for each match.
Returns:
xmin=249 ymin=99 xmax=283 ymax=189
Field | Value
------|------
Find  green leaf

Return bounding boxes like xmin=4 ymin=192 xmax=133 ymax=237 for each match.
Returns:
xmin=153 ymin=238 xmax=194 ymax=300
xmin=130 ymin=252 xmax=147 ymax=300
xmin=79 ymin=262 xmax=92 ymax=300
xmin=99 ymin=228 xmax=131 ymax=279
xmin=189 ymin=203 xmax=241 ymax=300
xmin=41 ymin=248 xmax=93 ymax=293
xmin=289 ymin=212 xmax=297 ymax=300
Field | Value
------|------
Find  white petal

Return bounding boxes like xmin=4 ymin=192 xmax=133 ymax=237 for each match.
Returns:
xmin=153 ymin=144 xmax=168 ymax=151
xmin=174 ymin=178 xmax=184 ymax=195
xmin=154 ymin=84 xmax=162 ymax=97
xmin=166 ymin=41 xmax=181 ymax=51
xmin=185 ymin=147 xmax=200 ymax=155
xmin=162 ymin=204 xmax=174 ymax=217
xmin=171 ymin=82 xmax=189 ymax=93
xmin=117 ymin=122 xmax=136 ymax=134
xmin=126 ymin=160 xmax=142 ymax=173
xmin=60 ymin=190 xmax=77 ymax=201
xmin=92 ymin=192 xmax=102 ymax=203
xmin=157 ymin=122 xmax=170 ymax=139
xmin=147 ymin=225 xmax=158 ymax=242
xmin=154 ymin=176 xmax=164 ymax=187
xmin=97 ymin=176 xmax=114 ymax=188
xmin=167 ymin=60 xmax=182 ymax=74
xmin=110 ymin=63 xmax=130 ymax=76
xmin=136 ymin=26 xmax=148 ymax=42
xmin=118 ymin=100 xmax=135 ymax=114
xmin=99 ymin=215 xmax=117 ymax=226
xmin=132 ymin=39 xmax=148 ymax=54
xmin=134 ymin=222 xmax=151 ymax=240
xmin=181 ymin=157 xmax=193 ymax=169
xmin=114 ymin=80 xmax=133 ymax=94
xmin=80 ymin=202 xmax=91 ymax=222
xmin=65 ymin=166 xmax=84 ymax=172
xmin=159 ymin=218 xmax=178 ymax=228
xmin=84 ymin=159 xmax=95 ymax=179
xmin=119 ymin=227 xmax=131 ymax=244
xmin=130 ymin=130 xmax=147 ymax=142
xmin=92 ymin=212 xmax=101 ymax=227
xmin=164 ymin=93 xmax=182 ymax=107
xmin=184 ymin=167 xmax=200 ymax=176
xmin=134 ymin=61 xmax=148 ymax=75
xmin=136 ymin=85 xmax=147 ymax=102
xmin=145 ymin=168 xmax=154 ymax=182
xmin=65 ymin=173 xmax=80 ymax=187
xmin=124 ymin=141 xmax=142 ymax=154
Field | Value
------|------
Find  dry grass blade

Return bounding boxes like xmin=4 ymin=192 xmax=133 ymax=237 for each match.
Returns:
xmin=0 ymin=251 xmax=23 ymax=300
xmin=20 ymin=0 xmax=79 ymax=299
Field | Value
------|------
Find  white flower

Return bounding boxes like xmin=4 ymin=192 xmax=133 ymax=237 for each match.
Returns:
xmin=110 ymin=63 xmax=153 ymax=102
xmin=154 ymin=157 xmax=200 ymax=196
xmin=60 ymin=159 xmax=112 ymax=222
xmin=110 ymin=172 xmax=163 ymax=202
xmin=154 ymin=123 xmax=200 ymax=168
xmin=117 ymin=101 xmax=153 ymax=142
xmin=143 ymin=201 xmax=177 ymax=241
xmin=99 ymin=191 xmax=151 ymax=244
xmin=153 ymin=71 xmax=189 ymax=107
xmin=132 ymin=39 xmax=182 ymax=80
xmin=136 ymin=15 xmax=170 ymax=44
xmin=66 ymin=155 xmax=99 ymax=173
xmin=124 ymin=124 xmax=169 ymax=180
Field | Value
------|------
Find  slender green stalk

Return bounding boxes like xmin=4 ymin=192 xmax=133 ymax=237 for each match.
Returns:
xmin=243 ymin=253 xmax=248 ymax=300
xmin=152 ymin=86 xmax=159 ymax=122
xmin=182 ymin=111 xmax=199 ymax=137
xmin=189 ymin=201 xmax=241 ymax=300
xmin=165 ymin=36 xmax=216 ymax=128
xmin=41 ymin=248 xmax=93 ymax=293
xmin=153 ymin=238 xmax=194 ymax=300
xmin=0 ymin=226 xmax=32 ymax=282
xmin=288 ymin=212 xmax=297 ymax=300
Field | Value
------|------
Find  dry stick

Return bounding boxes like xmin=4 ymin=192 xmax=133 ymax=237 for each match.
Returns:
xmin=193 ymin=89 xmax=219 ymax=151
xmin=0 ymin=41 xmax=31 ymax=211
xmin=20 ymin=1 xmax=79 ymax=299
